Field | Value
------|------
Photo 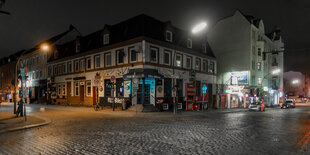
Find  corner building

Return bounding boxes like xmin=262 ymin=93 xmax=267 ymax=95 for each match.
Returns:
xmin=47 ymin=14 xmax=217 ymax=110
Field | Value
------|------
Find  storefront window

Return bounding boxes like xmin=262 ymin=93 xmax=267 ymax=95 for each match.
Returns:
xmin=164 ymin=78 xmax=172 ymax=97
xmin=104 ymin=79 xmax=112 ymax=97
xmin=116 ymin=78 xmax=124 ymax=97
xmin=75 ymin=82 xmax=79 ymax=96
xmin=176 ymin=79 xmax=183 ymax=97
xmin=86 ymin=81 xmax=91 ymax=96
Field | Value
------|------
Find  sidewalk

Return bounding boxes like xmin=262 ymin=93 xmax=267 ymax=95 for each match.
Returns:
xmin=0 ymin=112 xmax=50 ymax=134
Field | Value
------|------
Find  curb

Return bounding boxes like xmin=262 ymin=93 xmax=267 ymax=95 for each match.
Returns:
xmin=0 ymin=116 xmax=51 ymax=134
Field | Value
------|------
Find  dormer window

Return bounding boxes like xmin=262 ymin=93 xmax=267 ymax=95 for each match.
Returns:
xmin=187 ymin=39 xmax=192 ymax=48
xmin=76 ymin=43 xmax=80 ymax=53
xmin=166 ymin=31 xmax=172 ymax=42
xmin=103 ymin=34 xmax=110 ymax=45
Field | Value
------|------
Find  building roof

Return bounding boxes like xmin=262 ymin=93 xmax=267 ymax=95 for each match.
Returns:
xmin=50 ymin=14 xmax=215 ymax=62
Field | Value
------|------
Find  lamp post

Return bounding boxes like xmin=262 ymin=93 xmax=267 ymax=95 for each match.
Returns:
xmin=13 ymin=44 xmax=50 ymax=115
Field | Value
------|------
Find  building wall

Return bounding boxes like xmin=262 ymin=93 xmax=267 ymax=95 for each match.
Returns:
xmin=0 ymin=60 xmax=17 ymax=102
xmin=207 ymin=11 xmax=251 ymax=84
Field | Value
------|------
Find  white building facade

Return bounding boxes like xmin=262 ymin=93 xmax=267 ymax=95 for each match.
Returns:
xmin=208 ymin=10 xmax=284 ymax=108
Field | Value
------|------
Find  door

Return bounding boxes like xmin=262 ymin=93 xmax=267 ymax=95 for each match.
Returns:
xmin=80 ymin=84 xmax=84 ymax=104
xmin=93 ymin=87 xmax=98 ymax=105
xmin=137 ymin=84 xmax=150 ymax=104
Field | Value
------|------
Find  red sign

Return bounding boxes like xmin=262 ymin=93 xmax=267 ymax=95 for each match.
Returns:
xmin=110 ymin=75 xmax=116 ymax=82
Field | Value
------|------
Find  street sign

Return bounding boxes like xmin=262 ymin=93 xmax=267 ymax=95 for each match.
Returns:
xmin=93 ymin=79 xmax=99 ymax=86
xmin=202 ymin=85 xmax=207 ymax=94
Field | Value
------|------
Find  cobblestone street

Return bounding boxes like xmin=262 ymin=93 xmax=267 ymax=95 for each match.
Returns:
xmin=1 ymin=104 xmax=310 ymax=154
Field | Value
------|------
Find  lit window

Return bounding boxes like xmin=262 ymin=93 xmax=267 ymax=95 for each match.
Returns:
xmin=62 ymin=84 xmax=66 ymax=95
xmin=86 ymin=81 xmax=91 ymax=96
xmin=176 ymin=54 xmax=182 ymax=67
xmin=75 ymin=82 xmax=79 ymax=96
xmin=166 ymin=31 xmax=172 ymax=42
xmin=164 ymin=50 xmax=171 ymax=65
xmin=103 ymin=34 xmax=109 ymax=45
xmin=187 ymin=39 xmax=192 ymax=48
xmin=150 ymin=47 xmax=158 ymax=63
xmin=105 ymin=53 xmax=111 ymax=66
xmin=258 ymin=78 xmax=262 ymax=85
xmin=95 ymin=55 xmax=100 ymax=68
xmin=257 ymin=62 xmax=261 ymax=71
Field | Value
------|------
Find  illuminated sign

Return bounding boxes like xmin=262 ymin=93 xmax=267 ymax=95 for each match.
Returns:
xmin=231 ymin=71 xmax=249 ymax=85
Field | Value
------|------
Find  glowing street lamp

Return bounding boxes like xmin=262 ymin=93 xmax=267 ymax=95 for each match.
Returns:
xmin=192 ymin=22 xmax=207 ymax=34
xmin=292 ymin=79 xmax=299 ymax=84
xmin=40 ymin=43 xmax=50 ymax=51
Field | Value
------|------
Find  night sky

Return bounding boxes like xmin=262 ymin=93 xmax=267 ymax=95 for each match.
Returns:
xmin=0 ymin=0 xmax=309 ymax=73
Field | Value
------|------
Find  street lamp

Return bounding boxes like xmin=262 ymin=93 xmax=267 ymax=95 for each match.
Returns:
xmin=192 ymin=22 xmax=207 ymax=34
xmin=292 ymin=79 xmax=299 ymax=84
xmin=13 ymin=43 xmax=50 ymax=115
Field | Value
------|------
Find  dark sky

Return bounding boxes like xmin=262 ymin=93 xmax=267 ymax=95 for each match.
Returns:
xmin=1 ymin=0 xmax=309 ymax=73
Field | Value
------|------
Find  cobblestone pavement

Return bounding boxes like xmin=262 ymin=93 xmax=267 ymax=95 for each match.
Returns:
xmin=0 ymin=104 xmax=310 ymax=154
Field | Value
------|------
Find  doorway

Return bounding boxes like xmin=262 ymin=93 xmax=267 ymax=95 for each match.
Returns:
xmin=137 ymin=84 xmax=150 ymax=104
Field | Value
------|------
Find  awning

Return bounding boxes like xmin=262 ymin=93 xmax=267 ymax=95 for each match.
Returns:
xmin=123 ymin=69 xmax=164 ymax=79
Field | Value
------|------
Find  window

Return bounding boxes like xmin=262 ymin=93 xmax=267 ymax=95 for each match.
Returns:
xmin=36 ymin=70 xmax=39 ymax=79
xmin=58 ymin=85 xmax=61 ymax=96
xmin=68 ymin=61 xmax=72 ymax=73
xmin=104 ymin=79 xmax=112 ymax=97
xmin=150 ymin=47 xmax=158 ymax=63
xmin=63 ymin=63 xmax=67 ymax=74
xmin=103 ymin=34 xmax=109 ymax=45
xmin=86 ymin=58 xmax=91 ymax=69
xmin=196 ymin=81 xmax=201 ymax=96
xmin=76 ymin=43 xmax=80 ymax=53
xmin=209 ymin=61 xmax=214 ymax=73
xmin=176 ymin=54 xmax=182 ymax=67
xmin=166 ymin=31 xmax=172 ymax=42
xmin=116 ymin=78 xmax=124 ymax=97
xmin=164 ymin=78 xmax=172 ymax=97
xmin=258 ymin=48 xmax=261 ymax=56
xmin=48 ymin=66 xmax=52 ymax=77
xmin=202 ymin=60 xmax=207 ymax=72
xmin=258 ymin=78 xmax=262 ymax=85
xmin=257 ymin=62 xmax=261 ymax=71
xmin=252 ymin=60 xmax=255 ymax=70
xmin=187 ymin=39 xmax=192 ymax=48
xmin=105 ymin=53 xmax=111 ymax=66
xmin=58 ymin=65 xmax=62 ymax=75
xmin=195 ymin=58 xmax=201 ymax=71
xmin=95 ymin=55 xmax=100 ymax=68
xmin=75 ymin=60 xmax=79 ymax=72
xmin=62 ymin=84 xmax=66 ymax=96
xmin=130 ymin=48 xmax=137 ymax=62
xmin=117 ymin=49 xmax=125 ymax=64
xmin=86 ymin=81 xmax=91 ymax=96
xmin=80 ymin=59 xmax=85 ymax=71
xmin=186 ymin=57 xmax=192 ymax=69
xmin=75 ymin=82 xmax=79 ymax=96
xmin=163 ymin=51 xmax=171 ymax=65
xmin=40 ymin=70 xmax=43 ymax=78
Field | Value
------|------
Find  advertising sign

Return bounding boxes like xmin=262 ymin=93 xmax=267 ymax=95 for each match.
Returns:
xmin=231 ymin=71 xmax=249 ymax=85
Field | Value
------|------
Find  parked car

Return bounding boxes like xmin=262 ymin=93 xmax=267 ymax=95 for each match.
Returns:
xmin=248 ymin=102 xmax=265 ymax=111
xmin=281 ymin=99 xmax=295 ymax=109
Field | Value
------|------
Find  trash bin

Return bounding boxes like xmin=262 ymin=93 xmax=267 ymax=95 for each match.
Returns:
xmin=122 ymin=101 xmax=126 ymax=110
